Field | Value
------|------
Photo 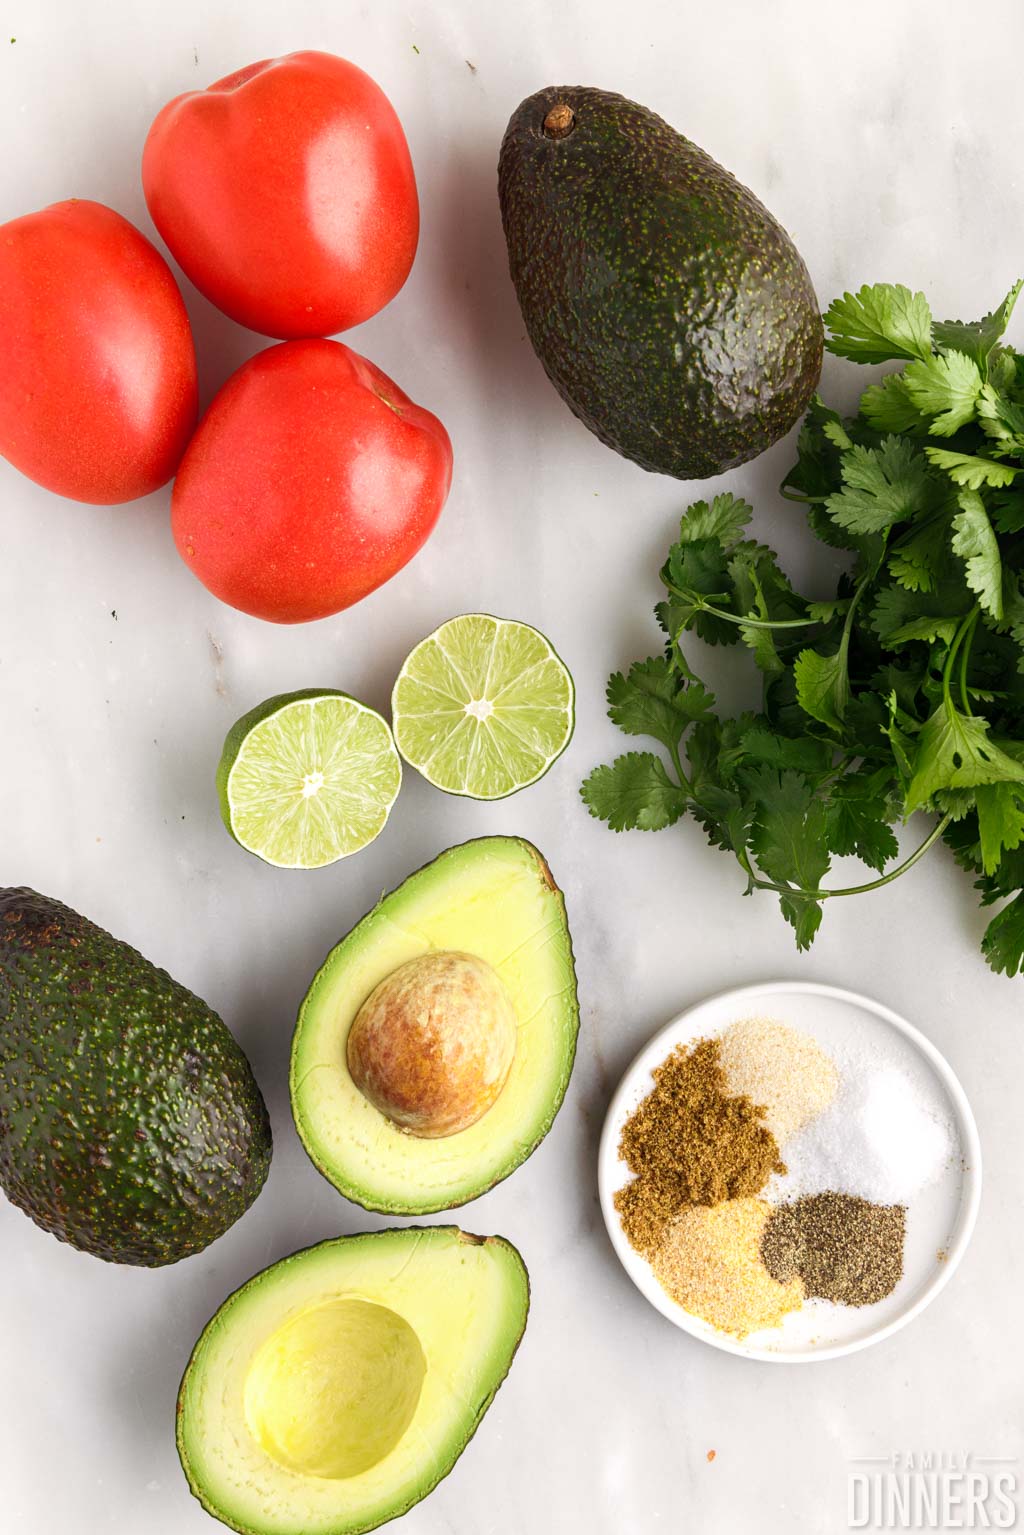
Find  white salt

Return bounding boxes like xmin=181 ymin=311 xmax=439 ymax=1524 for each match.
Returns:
xmin=769 ymin=1055 xmax=955 ymax=1207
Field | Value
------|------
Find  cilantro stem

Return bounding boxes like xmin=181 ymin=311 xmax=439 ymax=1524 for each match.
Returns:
xmin=665 ymin=586 xmax=825 ymax=632
xmin=958 ymin=610 xmax=980 ymax=715
xmin=744 ymin=812 xmax=952 ymax=900
xmin=941 ymin=607 xmax=980 ymax=713
xmin=668 ymin=740 xmax=692 ymax=795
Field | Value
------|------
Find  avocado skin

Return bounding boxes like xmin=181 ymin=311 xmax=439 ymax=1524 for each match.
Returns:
xmin=0 ymin=889 xmax=271 ymax=1266
xmin=176 ymin=1227 xmax=530 ymax=1535
xmin=290 ymin=836 xmax=580 ymax=1215
xmin=498 ymin=86 xmax=823 ymax=479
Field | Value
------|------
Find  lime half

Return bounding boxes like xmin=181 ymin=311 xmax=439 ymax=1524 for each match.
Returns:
xmin=217 ymin=690 xmax=402 ymax=868
xmin=391 ymin=615 xmax=574 ymax=799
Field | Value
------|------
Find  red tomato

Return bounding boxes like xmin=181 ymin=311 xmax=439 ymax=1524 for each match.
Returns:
xmin=0 ymin=200 xmax=197 ymax=504
xmin=142 ymin=51 xmax=419 ymax=340
xmin=172 ymin=340 xmax=452 ymax=623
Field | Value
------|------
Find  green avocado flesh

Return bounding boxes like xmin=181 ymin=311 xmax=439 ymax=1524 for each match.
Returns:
xmin=498 ymin=85 xmax=823 ymax=479
xmin=0 ymin=888 xmax=271 ymax=1265
xmin=290 ymin=837 xmax=579 ymax=1213
xmin=177 ymin=1226 xmax=529 ymax=1535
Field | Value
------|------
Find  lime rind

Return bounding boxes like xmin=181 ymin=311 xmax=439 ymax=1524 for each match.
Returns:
xmin=218 ymin=690 xmax=402 ymax=869
xmin=391 ymin=615 xmax=574 ymax=800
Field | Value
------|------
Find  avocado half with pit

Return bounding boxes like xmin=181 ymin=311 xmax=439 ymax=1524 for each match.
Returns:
xmin=290 ymin=836 xmax=579 ymax=1213
xmin=177 ymin=1225 xmax=529 ymax=1535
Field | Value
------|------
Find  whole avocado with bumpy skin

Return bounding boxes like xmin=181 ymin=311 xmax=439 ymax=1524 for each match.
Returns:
xmin=498 ymin=86 xmax=823 ymax=479
xmin=0 ymin=889 xmax=271 ymax=1265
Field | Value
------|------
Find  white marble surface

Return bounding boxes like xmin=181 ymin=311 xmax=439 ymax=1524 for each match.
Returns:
xmin=2 ymin=2 xmax=1023 ymax=1531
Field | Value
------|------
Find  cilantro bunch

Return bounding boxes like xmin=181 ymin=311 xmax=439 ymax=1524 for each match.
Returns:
xmin=581 ymin=280 xmax=1024 ymax=973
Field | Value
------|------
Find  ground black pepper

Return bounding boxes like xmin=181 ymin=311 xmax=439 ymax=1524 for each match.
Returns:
xmin=760 ymin=1192 xmax=906 ymax=1306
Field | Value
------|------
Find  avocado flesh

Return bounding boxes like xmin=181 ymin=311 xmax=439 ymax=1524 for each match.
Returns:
xmin=291 ymin=837 xmax=579 ymax=1213
xmin=498 ymin=85 xmax=824 ymax=479
xmin=0 ymin=888 xmax=271 ymax=1265
xmin=177 ymin=1226 xmax=529 ymax=1535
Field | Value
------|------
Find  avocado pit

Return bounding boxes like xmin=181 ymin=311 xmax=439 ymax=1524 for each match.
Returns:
xmin=347 ymin=950 xmax=517 ymax=1138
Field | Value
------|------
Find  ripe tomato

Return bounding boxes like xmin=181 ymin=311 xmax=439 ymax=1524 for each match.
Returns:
xmin=172 ymin=340 xmax=452 ymax=623
xmin=143 ymin=51 xmax=419 ymax=340
xmin=0 ymin=200 xmax=197 ymax=504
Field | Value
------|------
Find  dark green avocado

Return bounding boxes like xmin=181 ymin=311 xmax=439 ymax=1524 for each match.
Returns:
xmin=498 ymin=86 xmax=824 ymax=479
xmin=0 ymin=889 xmax=271 ymax=1266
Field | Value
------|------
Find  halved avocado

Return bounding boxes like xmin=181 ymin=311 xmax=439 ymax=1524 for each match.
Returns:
xmin=177 ymin=1226 xmax=529 ymax=1535
xmin=290 ymin=836 xmax=579 ymax=1213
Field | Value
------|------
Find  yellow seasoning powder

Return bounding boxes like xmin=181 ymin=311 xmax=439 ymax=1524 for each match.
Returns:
xmin=652 ymin=1197 xmax=805 ymax=1338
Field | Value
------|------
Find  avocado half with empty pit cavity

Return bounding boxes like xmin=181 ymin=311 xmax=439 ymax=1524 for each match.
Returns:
xmin=177 ymin=1225 xmax=529 ymax=1535
xmin=290 ymin=836 xmax=579 ymax=1213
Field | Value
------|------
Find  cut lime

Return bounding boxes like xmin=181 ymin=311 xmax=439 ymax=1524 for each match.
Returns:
xmin=391 ymin=615 xmax=574 ymax=799
xmin=217 ymin=690 xmax=402 ymax=869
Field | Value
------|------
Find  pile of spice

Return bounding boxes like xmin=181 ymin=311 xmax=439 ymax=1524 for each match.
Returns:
xmin=717 ymin=1017 xmax=838 ymax=1141
xmin=614 ymin=1036 xmax=782 ymax=1257
xmin=770 ymin=1057 xmax=953 ymax=1206
xmin=652 ymin=1198 xmax=803 ymax=1336
xmin=761 ymin=1194 xmax=906 ymax=1307
xmin=614 ymin=1016 xmax=943 ymax=1340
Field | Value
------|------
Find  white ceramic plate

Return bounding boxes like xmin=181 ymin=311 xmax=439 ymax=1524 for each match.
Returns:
xmin=598 ymin=981 xmax=981 ymax=1362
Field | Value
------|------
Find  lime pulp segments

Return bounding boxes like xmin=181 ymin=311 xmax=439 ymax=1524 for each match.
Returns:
xmin=391 ymin=615 xmax=574 ymax=799
xmin=218 ymin=690 xmax=402 ymax=868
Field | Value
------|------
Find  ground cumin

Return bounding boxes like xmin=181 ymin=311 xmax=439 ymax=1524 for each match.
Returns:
xmin=615 ymin=1037 xmax=784 ymax=1257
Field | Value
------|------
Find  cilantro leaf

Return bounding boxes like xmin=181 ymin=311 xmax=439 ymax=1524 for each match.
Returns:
xmin=742 ymin=767 xmax=831 ymax=949
xmin=924 ymin=447 xmax=1019 ymax=490
xmin=745 ymin=767 xmax=831 ymax=891
xmin=822 ymin=417 xmax=854 ymax=450
xmin=977 ymin=381 xmax=1024 ymax=446
xmin=606 ymin=656 xmax=714 ymax=752
xmin=660 ymin=539 xmax=735 ymax=645
xmin=826 ymin=780 xmax=900 ymax=871
xmin=684 ymin=718 xmax=759 ymax=857
xmin=676 ymin=492 xmax=752 ymax=545
xmin=870 ymin=579 xmax=970 ymax=648
xmin=932 ymin=281 xmax=1023 ymax=371
xmin=738 ymin=618 xmax=784 ymax=676
xmin=951 ymin=490 xmax=1003 ymax=620
xmin=903 ymin=350 xmax=984 ymax=436
xmin=825 ymin=437 xmax=935 ymax=534
xmin=778 ymin=894 xmax=824 ymax=950
xmin=580 ymin=753 xmax=688 ymax=831
xmin=875 ymin=659 xmax=929 ymax=717
xmin=905 ymin=704 xmax=1024 ymax=813
xmin=981 ymin=894 xmax=1024 ymax=976
xmin=887 ymin=517 xmax=953 ymax=593
xmin=942 ymin=813 xmax=984 ymax=874
xmin=794 ymin=645 xmax=849 ymax=732
xmin=738 ymin=726 xmax=833 ymax=775
xmin=975 ymin=782 xmax=1024 ymax=875
xmin=806 ymin=598 xmax=852 ymax=622
xmin=991 ymin=489 xmax=1024 ymax=535
xmin=824 ymin=284 xmax=933 ymax=364
xmin=972 ymin=836 xmax=1024 ymax=899
xmin=883 ymin=694 xmax=919 ymax=785
xmin=727 ymin=549 xmax=794 ymax=674
xmin=860 ymin=374 xmax=926 ymax=434
xmin=782 ymin=420 xmax=840 ymax=505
